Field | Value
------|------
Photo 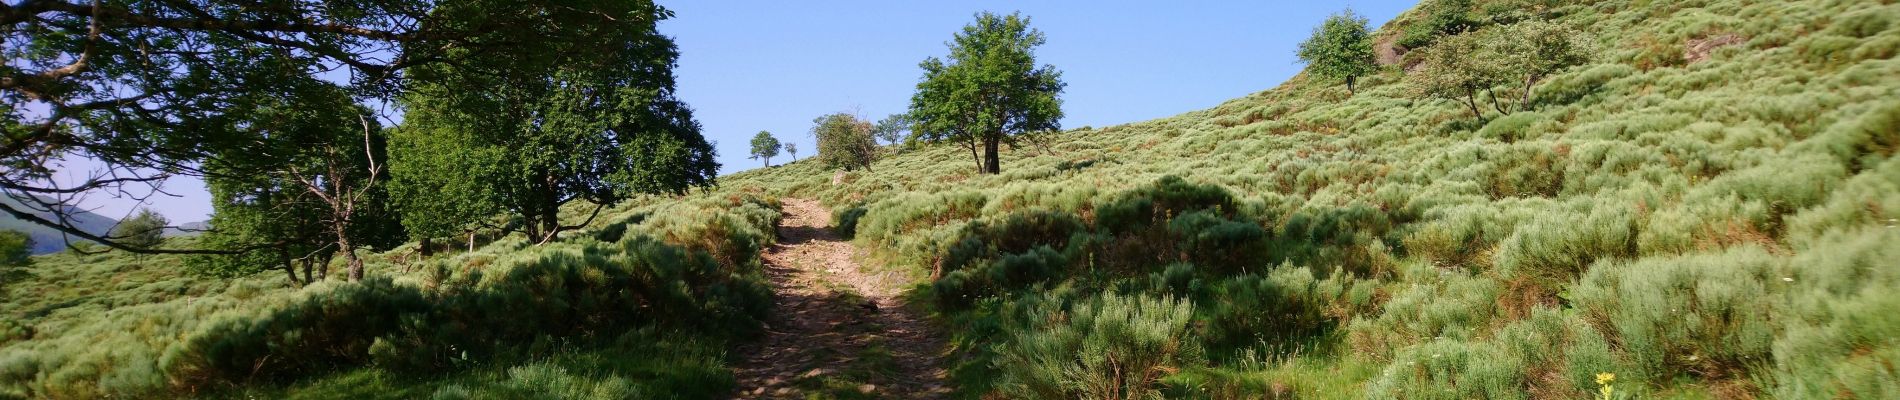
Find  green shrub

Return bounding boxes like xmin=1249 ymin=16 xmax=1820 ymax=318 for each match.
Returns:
xmin=993 ymin=293 xmax=1203 ymax=400
xmin=833 ymin=205 xmax=869 ymax=239
xmin=1769 ymin=229 xmax=1900 ymax=399
xmin=1570 ymin=246 xmax=1783 ymax=384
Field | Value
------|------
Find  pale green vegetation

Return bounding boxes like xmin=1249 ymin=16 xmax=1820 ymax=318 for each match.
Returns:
xmin=723 ymin=0 xmax=1900 ymax=398
xmin=3 ymin=0 xmax=1897 ymax=398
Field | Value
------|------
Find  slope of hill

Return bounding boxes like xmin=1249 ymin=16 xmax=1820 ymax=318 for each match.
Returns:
xmin=0 ymin=195 xmax=119 ymax=254
xmin=2 ymin=0 xmax=1896 ymax=399
xmin=720 ymin=0 xmax=1900 ymax=398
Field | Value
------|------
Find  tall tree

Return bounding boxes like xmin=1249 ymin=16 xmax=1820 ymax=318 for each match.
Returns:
xmin=1406 ymin=31 xmax=1504 ymax=121
xmin=0 ymin=0 xmax=687 ymax=254
xmin=873 ymin=113 xmax=914 ymax=146
xmin=194 ymin=83 xmax=402 ymax=282
xmin=393 ymin=1 xmax=717 ymax=244
xmin=909 ymin=12 xmax=1066 ymax=175
xmin=114 ymin=209 xmax=168 ymax=250
xmin=750 ymin=131 xmax=782 ymax=167
xmin=1297 ymin=9 xmax=1378 ymax=95
xmin=812 ymin=113 xmax=878 ymax=172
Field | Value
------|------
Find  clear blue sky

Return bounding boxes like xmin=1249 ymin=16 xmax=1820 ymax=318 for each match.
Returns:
xmin=65 ymin=0 xmax=1416 ymax=223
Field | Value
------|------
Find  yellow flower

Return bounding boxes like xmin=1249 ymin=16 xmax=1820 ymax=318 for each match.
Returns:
xmin=1596 ymin=372 xmax=1616 ymax=385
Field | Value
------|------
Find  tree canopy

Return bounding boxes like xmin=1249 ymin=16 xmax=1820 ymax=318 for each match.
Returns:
xmin=811 ymin=113 xmax=877 ymax=172
xmin=1297 ymin=9 xmax=1378 ymax=94
xmin=112 ymin=209 xmax=167 ymax=250
xmin=909 ymin=12 xmax=1066 ymax=175
xmin=0 ymin=0 xmax=690 ymax=254
xmin=750 ymin=131 xmax=782 ymax=167
xmin=1406 ymin=19 xmax=1593 ymax=120
xmin=390 ymin=1 xmax=716 ymax=245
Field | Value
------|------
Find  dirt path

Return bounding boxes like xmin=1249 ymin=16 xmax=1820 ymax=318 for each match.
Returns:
xmin=730 ymin=198 xmax=950 ymax=399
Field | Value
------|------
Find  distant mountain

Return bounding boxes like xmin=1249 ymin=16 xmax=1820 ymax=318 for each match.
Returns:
xmin=163 ymin=220 xmax=210 ymax=237
xmin=0 ymin=195 xmax=119 ymax=254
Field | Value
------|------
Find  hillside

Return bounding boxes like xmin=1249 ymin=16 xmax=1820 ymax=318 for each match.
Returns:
xmin=0 ymin=195 xmax=119 ymax=254
xmin=1 ymin=0 xmax=1897 ymax=399
xmin=720 ymin=0 xmax=1900 ymax=398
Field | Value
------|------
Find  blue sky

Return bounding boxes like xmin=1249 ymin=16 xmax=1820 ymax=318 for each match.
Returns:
xmin=63 ymin=0 xmax=1415 ymax=223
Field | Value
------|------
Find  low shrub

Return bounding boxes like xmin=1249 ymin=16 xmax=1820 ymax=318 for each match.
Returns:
xmin=993 ymin=293 xmax=1203 ymax=400
xmin=1570 ymin=246 xmax=1783 ymax=383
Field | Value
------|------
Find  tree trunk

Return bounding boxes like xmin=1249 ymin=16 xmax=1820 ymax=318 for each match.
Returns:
xmin=419 ymin=237 xmax=433 ymax=257
xmin=1346 ymin=75 xmax=1357 ymax=95
xmin=280 ymin=248 xmax=301 ymax=286
xmin=1463 ymin=89 xmax=1487 ymax=122
xmin=966 ymin=139 xmax=982 ymax=173
xmin=336 ymin=223 xmax=364 ymax=281
xmin=468 ymin=230 xmax=476 ymax=253
xmin=1520 ymin=74 xmax=1539 ymax=106
xmin=982 ymin=134 xmax=1001 ymax=174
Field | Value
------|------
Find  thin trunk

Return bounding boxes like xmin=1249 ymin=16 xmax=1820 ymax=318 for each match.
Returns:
xmin=1346 ymin=75 xmax=1357 ymax=95
xmin=1520 ymin=74 xmax=1539 ymax=106
xmin=1463 ymin=89 xmax=1487 ymax=122
xmin=1488 ymin=89 xmax=1509 ymax=114
xmin=467 ymin=230 xmax=476 ymax=253
xmin=982 ymin=133 xmax=1001 ymax=174
xmin=966 ymin=137 xmax=982 ymax=173
xmin=280 ymin=248 xmax=301 ymax=286
xmin=419 ymin=237 xmax=433 ymax=257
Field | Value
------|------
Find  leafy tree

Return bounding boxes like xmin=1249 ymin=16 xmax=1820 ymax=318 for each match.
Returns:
xmin=1489 ymin=20 xmax=1595 ymax=108
xmin=811 ymin=113 xmax=878 ymax=171
xmin=393 ymin=1 xmax=717 ymax=245
xmin=113 ymin=209 xmax=169 ymax=251
xmin=1407 ymin=21 xmax=1593 ymax=121
xmin=1 ymin=0 xmax=688 ymax=254
xmin=750 ymin=131 xmax=782 ymax=167
xmin=873 ymin=113 xmax=914 ymax=146
xmin=1298 ymin=9 xmax=1379 ymax=94
xmin=195 ymin=84 xmax=404 ymax=282
xmin=909 ymin=12 xmax=1066 ymax=175
xmin=786 ymin=143 xmax=799 ymax=161
xmin=1406 ymin=31 xmax=1507 ymax=121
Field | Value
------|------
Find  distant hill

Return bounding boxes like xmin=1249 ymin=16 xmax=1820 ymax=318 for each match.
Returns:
xmin=162 ymin=220 xmax=210 ymax=238
xmin=0 ymin=195 xmax=119 ymax=254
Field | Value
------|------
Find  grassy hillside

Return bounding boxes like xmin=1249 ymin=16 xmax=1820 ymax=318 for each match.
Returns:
xmin=0 ymin=195 xmax=120 ymax=254
xmin=1 ymin=195 xmax=782 ymax=399
xmin=3 ymin=0 xmax=1896 ymax=399
xmin=723 ymin=0 xmax=1900 ymax=398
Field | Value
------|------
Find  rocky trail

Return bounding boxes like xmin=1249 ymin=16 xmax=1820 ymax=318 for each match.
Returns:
xmin=730 ymin=198 xmax=950 ymax=399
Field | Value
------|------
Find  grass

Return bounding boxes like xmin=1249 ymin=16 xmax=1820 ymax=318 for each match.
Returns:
xmin=5 ymin=0 xmax=1898 ymax=398
xmin=714 ymin=0 xmax=1900 ymax=398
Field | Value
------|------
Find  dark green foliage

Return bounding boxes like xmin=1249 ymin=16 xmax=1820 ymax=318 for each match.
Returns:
xmin=1195 ymin=268 xmax=1337 ymax=359
xmin=1297 ymin=9 xmax=1379 ymax=94
xmin=193 ymin=86 xmax=403 ymax=282
xmin=832 ymin=206 xmax=869 ymax=239
xmin=992 ymin=293 xmax=1202 ymax=400
xmin=0 ymin=230 xmax=29 ymax=268
xmin=750 ymin=131 xmax=782 ymax=167
xmin=909 ymin=11 xmax=1066 ymax=174
xmin=111 ymin=209 xmax=168 ymax=250
xmin=393 ymin=0 xmax=717 ymax=242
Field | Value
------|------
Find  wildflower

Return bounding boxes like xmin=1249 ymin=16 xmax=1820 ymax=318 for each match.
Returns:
xmin=1783 ymin=277 xmax=1794 ymax=282
xmin=1596 ymin=372 xmax=1615 ymax=385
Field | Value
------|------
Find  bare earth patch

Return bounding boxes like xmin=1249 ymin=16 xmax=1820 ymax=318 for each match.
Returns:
xmin=730 ymin=198 xmax=949 ymax=399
